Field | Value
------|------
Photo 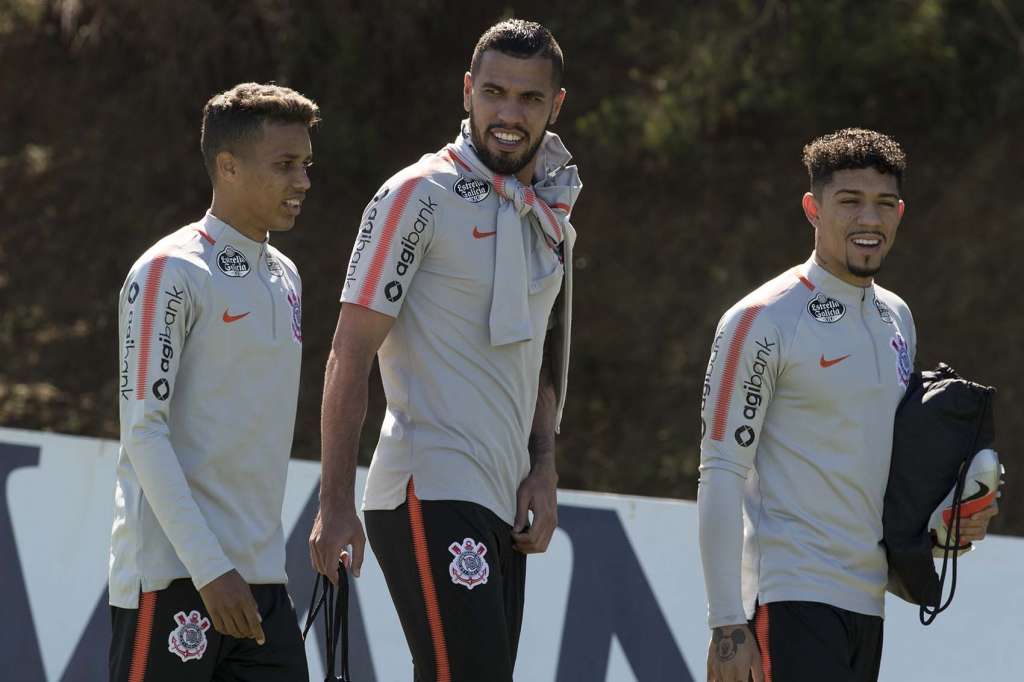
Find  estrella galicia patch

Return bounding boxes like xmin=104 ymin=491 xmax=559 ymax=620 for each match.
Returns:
xmin=734 ymin=425 xmax=755 ymax=447
xmin=167 ymin=610 xmax=211 ymax=662
xmin=807 ymin=293 xmax=846 ymax=323
xmin=453 ymin=176 xmax=490 ymax=204
xmin=152 ymin=378 xmax=170 ymax=401
xmin=266 ymin=254 xmax=284 ymax=278
xmin=127 ymin=282 xmax=140 ymax=304
xmin=217 ymin=246 xmax=250 ymax=278
xmin=384 ymin=280 xmax=403 ymax=302
xmin=874 ymin=297 xmax=894 ymax=324
xmin=449 ymin=537 xmax=489 ymax=589
xmin=890 ymin=332 xmax=911 ymax=388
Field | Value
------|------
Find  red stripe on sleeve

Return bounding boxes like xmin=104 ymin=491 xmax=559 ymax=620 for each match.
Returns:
xmin=135 ymin=256 xmax=169 ymax=400
xmin=710 ymin=304 xmax=764 ymax=441
xmin=446 ymin=148 xmax=472 ymax=172
xmin=128 ymin=590 xmax=157 ymax=682
xmin=754 ymin=604 xmax=773 ymax=682
xmin=356 ymin=179 xmax=421 ymax=307
xmin=407 ymin=479 xmax=451 ymax=682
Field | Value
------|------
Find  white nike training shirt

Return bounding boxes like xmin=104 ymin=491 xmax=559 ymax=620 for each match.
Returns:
xmin=110 ymin=212 xmax=302 ymax=609
xmin=698 ymin=256 xmax=916 ymax=627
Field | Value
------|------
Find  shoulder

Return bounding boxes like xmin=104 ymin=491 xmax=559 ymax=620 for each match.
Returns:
xmin=874 ymin=283 xmax=912 ymax=316
xmin=717 ymin=267 xmax=814 ymax=335
xmin=366 ymin=150 xmax=463 ymax=212
xmin=266 ymin=244 xmax=298 ymax=277
xmin=128 ymin=224 xmax=211 ymax=280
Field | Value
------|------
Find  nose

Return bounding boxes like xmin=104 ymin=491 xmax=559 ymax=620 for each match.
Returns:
xmin=294 ymin=166 xmax=311 ymax=191
xmin=495 ymin=96 xmax=527 ymax=128
xmin=859 ymin=202 xmax=882 ymax=227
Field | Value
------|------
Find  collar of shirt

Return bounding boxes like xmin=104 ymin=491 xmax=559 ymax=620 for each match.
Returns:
xmin=803 ymin=253 xmax=876 ymax=305
xmin=199 ymin=211 xmax=268 ymax=263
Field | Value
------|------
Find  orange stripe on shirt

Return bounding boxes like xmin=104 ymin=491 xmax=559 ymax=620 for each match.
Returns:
xmin=135 ymin=256 xmax=169 ymax=400
xmin=406 ymin=479 xmax=451 ymax=682
xmin=710 ymin=304 xmax=765 ymax=441
xmin=128 ymin=590 xmax=157 ymax=682
xmin=356 ymin=179 xmax=422 ymax=307
xmin=754 ymin=604 xmax=773 ymax=682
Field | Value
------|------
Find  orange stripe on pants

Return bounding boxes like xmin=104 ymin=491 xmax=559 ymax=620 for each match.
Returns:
xmin=754 ymin=604 xmax=773 ymax=682
xmin=128 ymin=590 xmax=157 ymax=682
xmin=407 ymin=479 xmax=451 ymax=682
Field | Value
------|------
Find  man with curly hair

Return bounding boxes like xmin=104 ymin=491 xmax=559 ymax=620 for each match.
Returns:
xmin=698 ymin=128 xmax=998 ymax=681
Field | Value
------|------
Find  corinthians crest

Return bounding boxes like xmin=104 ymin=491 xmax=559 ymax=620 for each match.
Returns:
xmin=449 ymin=537 xmax=489 ymax=589
xmin=167 ymin=609 xmax=211 ymax=662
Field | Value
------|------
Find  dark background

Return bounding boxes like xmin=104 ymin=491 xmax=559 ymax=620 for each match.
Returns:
xmin=1 ymin=0 xmax=1021 ymax=535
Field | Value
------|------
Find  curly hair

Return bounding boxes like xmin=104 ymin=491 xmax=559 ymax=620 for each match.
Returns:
xmin=201 ymin=82 xmax=320 ymax=180
xmin=470 ymin=19 xmax=564 ymax=88
xmin=802 ymin=128 xmax=906 ymax=195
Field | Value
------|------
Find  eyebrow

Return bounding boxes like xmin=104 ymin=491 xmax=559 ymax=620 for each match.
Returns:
xmin=276 ymin=153 xmax=312 ymax=161
xmin=479 ymin=81 xmax=547 ymax=99
xmin=833 ymin=189 xmax=900 ymax=200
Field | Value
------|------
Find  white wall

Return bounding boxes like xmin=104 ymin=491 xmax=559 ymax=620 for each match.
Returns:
xmin=0 ymin=427 xmax=1018 ymax=681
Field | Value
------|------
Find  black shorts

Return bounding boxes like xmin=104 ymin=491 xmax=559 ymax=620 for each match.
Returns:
xmin=365 ymin=479 xmax=526 ymax=682
xmin=109 ymin=578 xmax=307 ymax=682
xmin=751 ymin=601 xmax=883 ymax=682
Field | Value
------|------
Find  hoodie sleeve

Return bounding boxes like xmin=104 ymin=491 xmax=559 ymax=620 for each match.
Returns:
xmin=118 ymin=255 xmax=234 ymax=590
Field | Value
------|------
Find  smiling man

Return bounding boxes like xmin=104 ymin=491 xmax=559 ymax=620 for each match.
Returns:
xmin=308 ymin=19 xmax=581 ymax=682
xmin=109 ymin=83 xmax=316 ymax=681
xmin=698 ymin=129 xmax=995 ymax=682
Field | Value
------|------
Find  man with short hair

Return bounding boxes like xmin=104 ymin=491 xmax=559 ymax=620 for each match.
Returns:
xmin=109 ymin=82 xmax=316 ymax=681
xmin=308 ymin=19 xmax=581 ymax=681
xmin=698 ymin=128 xmax=998 ymax=682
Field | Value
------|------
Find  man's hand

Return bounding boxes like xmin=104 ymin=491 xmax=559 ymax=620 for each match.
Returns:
xmin=512 ymin=463 xmax=558 ymax=554
xmin=706 ymin=624 xmax=762 ymax=682
xmin=957 ymin=500 xmax=999 ymax=544
xmin=198 ymin=569 xmax=265 ymax=644
xmin=309 ymin=505 xmax=366 ymax=583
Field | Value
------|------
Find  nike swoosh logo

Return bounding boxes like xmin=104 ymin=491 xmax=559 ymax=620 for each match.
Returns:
xmin=472 ymin=226 xmax=496 ymax=239
xmin=942 ymin=481 xmax=994 ymax=526
xmin=222 ymin=310 xmax=250 ymax=323
xmin=819 ymin=354 xmax=851 ymax=368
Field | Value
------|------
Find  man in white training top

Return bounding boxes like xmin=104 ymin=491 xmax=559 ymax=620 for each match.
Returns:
xmin=110 ymin=83 xmax=316 ymax=682
xmin=699 ymin=128 xmax=998 ymax=682
xmin=309 ymin=19 xmax=581 ymax=682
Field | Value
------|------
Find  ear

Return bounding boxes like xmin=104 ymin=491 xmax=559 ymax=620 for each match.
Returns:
xmin=898 ymin=199 xmax=906 ymax=219
xmin=802 ymin=192 xmax=820 ymax=227
xmin=215 ymin=150 xmax=239 ymax=186
xmin=463 ymin=71 xmax=473 ymax=113
xmin=549 ymin=88 xmax=567 ymax=125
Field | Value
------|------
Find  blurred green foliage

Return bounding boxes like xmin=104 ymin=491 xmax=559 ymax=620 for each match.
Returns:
xmin=1 ymin=0 xmax=1022 ymax=534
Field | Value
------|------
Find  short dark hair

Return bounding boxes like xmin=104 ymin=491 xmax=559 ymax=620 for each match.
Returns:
xmin=802 ymin=128 xmax=906 ymax=195
xmin=200 ymin=82 xmax=320 ymax=181
xmin=470 ymin=19 xmax=564 ymax=89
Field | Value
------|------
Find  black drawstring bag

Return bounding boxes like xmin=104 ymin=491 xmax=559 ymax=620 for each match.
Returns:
xmin=882 ymin=363 xmax=995 ymax=624
xmin=302 ymin=560 xmax=352 ymax=681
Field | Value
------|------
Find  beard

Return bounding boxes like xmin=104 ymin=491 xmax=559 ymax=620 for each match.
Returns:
xmin=847 ymin=255 xmax=884 ymax=279
xmin=468 ymin=106 xmax=547 ymax=176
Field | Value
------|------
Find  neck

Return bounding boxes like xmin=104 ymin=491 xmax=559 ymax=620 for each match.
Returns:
xmin=813 ymin=252 xmax=872 ymax=288
xmin=514 ymin=157 xmax=537 ymax=185
xmin=210 ymin=192 xmax=267 ymax=243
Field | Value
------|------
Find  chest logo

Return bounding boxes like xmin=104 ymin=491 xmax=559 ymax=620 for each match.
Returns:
xmin=266 ymin=254 xmax=284 ymax=277
xmin=875 ymin=298 xmax=894 ymax=324
xmin=807 ymin=293 xmax=846 ymax=323
xmin=449 ymin=537 xmax=489 ymax=590
xmin=222 ymin=309 xmax=249 ymax=324
xmin=891 ymin=332 xmax=912 ymax=389
xmin=472 ymin=226 xmax=497 ymax=239
xmin=819 ymin=353 xmax=851 ymax=368
xmin=287 ymin=291 xmax=302 ymax=344
xmin=167 ymin=610 xmax=211 ymax=662
xmin=217 ymin=246 xmax=250 ymax=278
xmin=454 ymin=177 xmax=491 ymax=203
